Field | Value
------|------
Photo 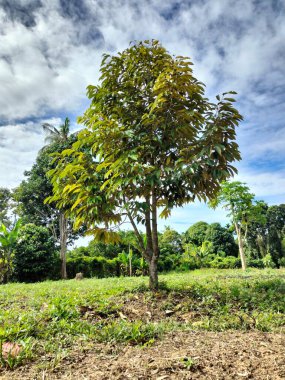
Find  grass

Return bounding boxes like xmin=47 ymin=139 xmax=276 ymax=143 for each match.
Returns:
xmin=0 ymin=268 xmax=285 ymax=371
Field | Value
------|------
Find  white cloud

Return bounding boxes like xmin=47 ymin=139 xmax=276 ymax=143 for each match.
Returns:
xmin=0 ymin=117 xmax=66 ymax=188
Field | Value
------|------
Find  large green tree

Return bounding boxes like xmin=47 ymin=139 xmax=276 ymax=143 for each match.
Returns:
xmin=210 ymin=181 xmax=265 ymax=270
xmin=47 ymin=40 xmax=242 ymax=289
xmin=43 ymin=117 xmax=71 ymax=279
xmin=245 ymin=201 xmax=268 ymax=259
xmin=184 ymin=221 xmax=209 ymax=246
xmin=0 ymin=188 xmax=15 ymax=227
xmin=266 ymin=204 xmax=285 ymax=266
xmin=13 ymin=223 xmax=58 ymax=283
xmin=15 ymin=133 xmax=81 ymax=279
xmin=204 ymin=222 xmax=238 ymax=257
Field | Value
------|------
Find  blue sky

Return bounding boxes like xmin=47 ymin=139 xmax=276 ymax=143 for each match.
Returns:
xmin=0 ymin=0 xmax=284 ymax=235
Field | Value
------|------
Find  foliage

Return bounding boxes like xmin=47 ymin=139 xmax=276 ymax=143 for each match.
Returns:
xmin=262 ymin=254 xmax=275 ymax=269
xmin=67 ymin=254 xmax=119 ymax=278
xmin=87 ymin=230 xmax=141 ymax=259
xmin=14 ymin=132 xmax=84 ymax=279
xmin=0 ymin=188 xmax=14 ymax=227
xmin=14 ymin=138 xmax=79 ymax=243
xmin=158 ymin=227 xmax=183 ymax=271
xmin=0 ymin=220 xmax=21 ymax=283
xmin=13 ymin=224 xmax=58 ymax=282
xmin=184 ymin=221 xmax=209 ymax=246
xmin=159 ymin=227 xmax=183 ymax=255
xmin=244 ymin=203 xmax=285 ymax=266
xmin=67 ymin=242 xmax=146 ymax=278
xmin=245 ymin=201 xmax=268 ymax=259
xmin=266 ymin=204 xmax=285 ymax=266
xmin=279 ymin=257 xmax=285 ymax=268
xmin=204 ymin=222 xmax=238 ymax=256
xmin=42 ymin=117 xmax=71 ymax=144
xmin=207 ymin=255 xmax=240 ymax=269
xmin=47 ymin=40 xmax=242 ymax=290
xmin=210 ymin=181 xmax=262 ymax=270
xmin=247 ymin=258 xmax=264 ymax=268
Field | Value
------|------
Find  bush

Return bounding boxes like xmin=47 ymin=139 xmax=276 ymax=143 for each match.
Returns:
xmin=178 ymin=257 xmax=200 ymax=271
xmin=208 ymin=256 xmax=241 ymax=269
xmin=279 ymin=257 xmax=285 ymax=268
xmin=66 ymin=255 xmax=120 ymax=278
xmin=247 ymin=258 xmax=264 ymax=269
xmin=262 ymin=254 xmax=276 ymax=268
xmin=13 ymin=224 xmax=58 ymax=282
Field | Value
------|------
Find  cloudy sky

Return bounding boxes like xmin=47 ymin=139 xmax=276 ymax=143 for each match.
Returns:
xmin=0 ymin=0 xmax=284 ymax=234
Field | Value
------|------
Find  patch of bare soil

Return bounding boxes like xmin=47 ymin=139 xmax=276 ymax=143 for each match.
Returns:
xmin=79 ymin=292 xmax=208 ymax=324
xmin=2 ymin=331 xmax=285 ymax=380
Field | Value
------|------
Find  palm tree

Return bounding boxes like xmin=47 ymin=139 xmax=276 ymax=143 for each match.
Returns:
xmin=42 ymin=117 xmax=71 ymax=279
xmin=43 ymin=117 xmax=70 ymax=144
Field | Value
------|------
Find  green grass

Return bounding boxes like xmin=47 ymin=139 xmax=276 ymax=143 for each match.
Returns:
xmin=0 ymin=268 xmax=285 ymax=370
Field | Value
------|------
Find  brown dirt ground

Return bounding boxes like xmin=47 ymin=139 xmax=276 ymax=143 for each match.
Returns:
xmin=78 ymin=292 xmax=208 ymax=324
xmin=2 ymin=330 xmax=285 ymax=380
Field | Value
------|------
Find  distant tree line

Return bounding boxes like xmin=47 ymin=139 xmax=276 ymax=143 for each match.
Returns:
xmin=0 ymin=118 xmax=284 ymax=283
xmin=0 ymin=119 xmax=284 ymax=283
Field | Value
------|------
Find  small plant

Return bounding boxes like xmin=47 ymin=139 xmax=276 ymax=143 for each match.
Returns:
xmin=180 ymin=356 xmax=196 ymax=370
xmin=96 ymin=321 xmax=163 ymax=345
xmin=279 ymin=257 xmax=285 ymax=268
xmin=262 ymin=254 xmax=275 ymax=268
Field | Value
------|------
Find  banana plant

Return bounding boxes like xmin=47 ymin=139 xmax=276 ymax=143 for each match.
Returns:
xmin=0 ymin=220 xmax=21 ymax=283
xmin=183 ymin=241 xmax=213 ymax=266
xmin=118 ymin=251 xmax=129 ymax=276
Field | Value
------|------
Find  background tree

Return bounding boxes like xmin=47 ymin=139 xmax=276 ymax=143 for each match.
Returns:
xmin=15 ymin=129 xmax=81 ymax=279
xmin=204 ymin=222 xmax=238 ymax=256
xmin=266 ymin=204 xmax=285 ymax=266
xmin=158 ymin=227 xmax=182 ymax=271
xmin=47 ymin=40 xmax=242 ymax=289
xmin=0 ymin=188 xmax=15 ymax=227
xmin=43 ymin=117 xmax=71 ymax=279
xmin=210 ymin=181 xmax=265 ymax=270
xmin=245 ymin=201 xmax=268 ymax=259
xmin=184 ymin=221 xmax=209 ymax=246
xmin=42 ymin=117 xmax=70 ymax=144
xmin=13 ymin=223 xmax=58 ymax=282
xmin=159 ymin=227 xmax=182 ymax=254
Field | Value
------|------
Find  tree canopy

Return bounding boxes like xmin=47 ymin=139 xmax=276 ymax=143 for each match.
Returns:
xmin=210 ymin=181 xmax=266 ymax=269
xmin=47 ymin=40 xmax=243 ymax=289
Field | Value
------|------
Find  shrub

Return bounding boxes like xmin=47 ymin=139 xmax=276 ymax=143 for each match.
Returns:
xmin=66 ymin=255 xmax=120 ymax=278
xmin=178 ymin=257 xmax=200 ymax=271
xmin=13 ymin=224 xmax=58 ymax=282
xmin=262 ymin=254 xmax=276 ymax=268
xmin=208 ymin=256 xmax=241 ymax=269
xmin=279 ymin=257 xmax=285 ymax=268
xmin=247 ymin=258 xmax=264 ymax=269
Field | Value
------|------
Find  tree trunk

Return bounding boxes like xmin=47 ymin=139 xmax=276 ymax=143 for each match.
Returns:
xmin=235 ymin=223 xmax=247 ymax=270
xmin=125 ymin=193 xmax=160 ymax=290
xmin=149 ymin=256 xmax=158 ymax=290
xmin=59 ymin=212 xmax=68 ymax=279
xmin=149 ymin=190 xmax=159 ymax=290
xmin=129 ymin=245 xmax=132 ymax=277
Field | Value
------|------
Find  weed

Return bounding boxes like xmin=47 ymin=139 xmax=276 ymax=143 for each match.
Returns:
xmin=180 ymin=356 xmax=197 ymax=370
